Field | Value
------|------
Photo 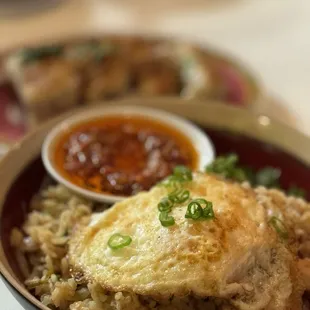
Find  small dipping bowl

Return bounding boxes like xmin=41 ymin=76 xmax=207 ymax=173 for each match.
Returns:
xmin=42 ymin=105 xmax=215 ymax=203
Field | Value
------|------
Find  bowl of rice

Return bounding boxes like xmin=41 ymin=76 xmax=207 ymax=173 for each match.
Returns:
xmin=1 ymin=97 xmax=310 ymax=310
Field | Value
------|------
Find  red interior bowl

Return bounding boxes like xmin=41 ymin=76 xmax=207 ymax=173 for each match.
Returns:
xmin=0 ymin=99 xmax=309 ymax=310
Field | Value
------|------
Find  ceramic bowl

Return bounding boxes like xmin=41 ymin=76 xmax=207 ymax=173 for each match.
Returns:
xmin=1 ymin=98 xmax=310 ymax=310
xmin=42 ymin=105 xmax=215 ymax=203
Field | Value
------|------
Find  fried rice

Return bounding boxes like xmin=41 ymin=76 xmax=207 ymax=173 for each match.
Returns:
xmin=10 ymin=183 xmax=310 ymax=310
xmin=10 ymin=185 xmax=234 ymax=310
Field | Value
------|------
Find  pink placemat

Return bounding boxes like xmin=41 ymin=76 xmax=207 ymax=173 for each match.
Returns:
xmin=0 ymin=83 xmax=26 ymax=157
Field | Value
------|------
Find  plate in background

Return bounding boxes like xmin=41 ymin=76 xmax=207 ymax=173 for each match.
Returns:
xmin=0 ymin=34 xmax=261 ymax=146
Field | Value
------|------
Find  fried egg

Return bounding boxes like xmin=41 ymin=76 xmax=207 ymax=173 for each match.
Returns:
xmin=69 ymin=173 xmax=303 ymax=310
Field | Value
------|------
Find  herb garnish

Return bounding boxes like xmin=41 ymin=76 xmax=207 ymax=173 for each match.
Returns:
xmin=158 ymin=197 xmax=174 ymax=212
xmin=205 ymin=153 xmax=306 ymax=198
xmin=157 ymin=165 xmax=193 ymax=227
xmin=255 ymin=167 xmax=281 ymax=188
xmin=185 ymin=199 xmax=214 ymax=220
xmin=287 ymin=185 xmax=306 ymax=198
xmin=21 ymin=45 xmax=63 ymax=64
xmin=108 ymin=233 xmax=132 ymax=250
xmin=161 ymin=165 xmax=193 ymax=188
xmin=185 ymin=201 xmax=203 ymax=219
xmin=159 ymin=212 xmax=175 ymax=227
xmin=173 ymin=165 xmax=193 ymax=182
xmin=268 ymin=216 xmax=288 ymax=239
xmin=157 ymin=166 xmax=215 ymax=227
xmin=205 ymin=153 xmax=248 ymax=182
xmin=168 ymin=188 xmax=190 ymax=204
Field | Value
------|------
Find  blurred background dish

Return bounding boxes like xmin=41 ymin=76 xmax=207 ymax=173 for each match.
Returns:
xmin=0 ymin=1 xmax=307 ymax=141
xmin=0 ymin=35 xmax=261 ymax=145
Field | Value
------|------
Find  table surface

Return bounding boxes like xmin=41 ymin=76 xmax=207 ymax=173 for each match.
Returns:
xmin=1 ymin=0 xmax=310 ymax=309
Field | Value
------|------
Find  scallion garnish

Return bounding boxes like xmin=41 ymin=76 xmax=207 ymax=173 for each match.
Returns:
xmin=195 ymin=198 xmax=215 ymax=219
xmin=21 ymin=45 xmax=63 ymax=64
xmin=160 ymin=165 xmax=193 ymax=187
xmin=255 ymin=167 xmax=281 ymax=188
xmin=159 ymin=212 xmax=175 ymax=227
xmin=205 ymin=153 xmax=307 ymax=197
xmin=157 ymin=166 xmax=218 ymax=227
xmin=205 ymin=153 xmax=248 ymax=182
xmin=185 ymin=201 xmax=203 ymax=219
xmin=185 ymin=198 xmax=215 ymax=220
xmin=287 ymin=185 xmax=306 ymax=198
xmin=158 ymin=180 xmax=191 ymax=227
xmin=108 ymin=233 xmax=132 ymax=250
xmin=268 ymin=216 xmax=288 ymax=239
xmin=168 ymin=188 xmax=190 ymax=203
xmin=158 ymin=197 xmax=174 ymax=212
xmin=173 ymin=165 xmax=193 ymax=182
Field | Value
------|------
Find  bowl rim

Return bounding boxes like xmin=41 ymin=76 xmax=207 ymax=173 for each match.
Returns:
xmin=1 ymin=97 xmax=310 ymax=310
xmin=42 ymin=104 xmax=215 ymax=203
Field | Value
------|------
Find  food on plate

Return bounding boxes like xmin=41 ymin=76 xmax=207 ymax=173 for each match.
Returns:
xmin=65 ymin=40 xmax=131 ymax=103
xmin=69 ymin=171 xmax=304 ymax=310
xmin=120 ymin=39 xmax=181 ymax=96
xmin=177 ymin=44 xmax=213 ymax=99
xmin=2 ymin=37 xmax=256 ymax=128
xmin=64 ymin=40 xmax=114 ymax=71
xmin=133 ymin=57 xmax=181 ymax=96
xmin=177 ymin=45 xmax=249 ymax=104
xmin=206 ymin=153 xmax=306 ymax=198
xmin=10 ymin=157 xmax=310 ymax=310
xmin=84 ymin=53 xmax=130 ymax=102
xmin=53 ymin=116 xmax=197 ymax=196
xmin=5 ymin=45 xmax=81 ymax=126
xmin=109 ymin=37 xmax=165 ymax=65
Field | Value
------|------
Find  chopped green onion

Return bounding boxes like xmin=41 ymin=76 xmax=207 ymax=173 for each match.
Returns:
xmin=173 ymin=165 xmax=193 ymax=182
xmin=158 ymin=165 xmax=193 ymax=188
xmin=231 ymin=168 xmax=250 ymax=183
xmin=268 ymin=216 xmax=288 ymax=239
xmin=241 ymin=167 xmax=256 ymax=185
xmin=160 ymin=175 xmax=178 ymax=187
xmin=168 ymin=188 xmax=190 ymax=203
xmin=205 ymin=153 xmax=238 ymax=179
xmin=256 ymin=167 xmax=281 ymax=188
xmin=108 ymin=233 xmax=132 ymax=250
xmin=168 ymin=187 xmax=183 ymax=201
xmin=159 ymin=212 xmax=175 ymax=227
xmin=185 ymin=199 xmax=215 ymax=220
xmin=21 ymin=46 xmax=63 ymax=64
xmin=205 ymin=153 xmax=254 ymax=183
xmin=185 ymin=201 xmax=203 ymax=220
xmin=158 ymin=197 xmax=174 ymax=212
xmin=194 ymin=198 xmax=215 ymax=219
xmin=288 ymin=186 xmax=306 ymax=198
xmin=206 ymin=153 xmax=307 ymax=197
